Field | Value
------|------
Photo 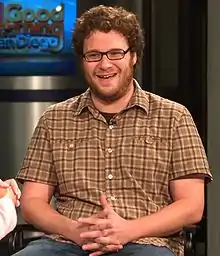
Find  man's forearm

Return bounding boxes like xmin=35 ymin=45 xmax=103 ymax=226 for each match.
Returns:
xmin=21 ymin=198 xmax=78 ymax=242
xmin=127 ymin=199 xmax=203 ymax=241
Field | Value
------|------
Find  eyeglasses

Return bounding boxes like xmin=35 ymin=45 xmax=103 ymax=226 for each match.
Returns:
xmin=83 ymin=48 xmax=130 ymax=62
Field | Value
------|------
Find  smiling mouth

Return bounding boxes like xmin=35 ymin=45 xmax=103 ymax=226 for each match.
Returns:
xmin=96 ymin=74 xmax=117 ymax=79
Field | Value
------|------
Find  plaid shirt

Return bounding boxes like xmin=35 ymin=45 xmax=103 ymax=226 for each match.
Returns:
xmin=17 ymin=82 xmax=212 ymax=256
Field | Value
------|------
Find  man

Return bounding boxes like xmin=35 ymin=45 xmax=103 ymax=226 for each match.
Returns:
xmin=14 ymin=5 xmax=212 ymax=256
xmin=0 ymin=179 xmax=21 ymax=240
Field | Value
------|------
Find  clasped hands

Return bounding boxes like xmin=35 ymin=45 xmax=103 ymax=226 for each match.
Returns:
xmin=77 ymin=194 xmax=132 ymax=256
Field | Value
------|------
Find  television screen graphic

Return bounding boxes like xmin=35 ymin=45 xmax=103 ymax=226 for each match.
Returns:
xmin=0 ymin=0 xmax=77 ymax=75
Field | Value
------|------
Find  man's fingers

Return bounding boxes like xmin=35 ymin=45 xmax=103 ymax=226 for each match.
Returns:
xmin=80 ymin=230 xmax=105 ymax=239
xmin=78 ymin=216 xmax=98 ymax=225
xmin=95 ymin=210 xmax=108 ymax=219
xmin=102 ymin=228 xmax=113 ymax=236
xmin=95 ymin=236 xmax=120 ymax=246
xmin=97 ymin=223 xmax=113 ymax=230
xmin=78 ymin=218 xmax=112 ymax=229
xmin=89 ymin=251 xmax=104 ymax=256
xmin=100 ymin=193 xmax=109 ymax=209
xmin=82 ymin=241 xmax=122 ymax=252
xmin=80 ymin=226 xmax=113 ymax=239
xmin=88 ymin=245 xmax=123 ymax=256
xmin=100 ymin=194 xmax=114 ymax=214
xmin=82 ymin=242 xmax=101 ymax=251
xmin=103 ymin=244 xmax=123 ymax=252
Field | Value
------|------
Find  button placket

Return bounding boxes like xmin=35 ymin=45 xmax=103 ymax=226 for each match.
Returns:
xmin=110 ymin=195 xmax=116 ymax=201
xmin=107 ymin=173 xmax=113 ymax=180
xmin=104 ymin=118 xmax=117 ymax=203
xmin=107 ymin=148 xmax=113 ymax=153
xmin=109 ymin=124 xmax=114 ymax=130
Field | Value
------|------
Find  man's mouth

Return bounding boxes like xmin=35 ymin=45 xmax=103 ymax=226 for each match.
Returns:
xmin=96 ymin=73 xmax=117 ymax=79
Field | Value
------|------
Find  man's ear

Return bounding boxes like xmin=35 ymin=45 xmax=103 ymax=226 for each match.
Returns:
xmin=132 ymin=52 xmax=137 ymax=66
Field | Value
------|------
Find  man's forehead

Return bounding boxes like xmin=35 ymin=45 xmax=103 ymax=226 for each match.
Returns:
xmin=83 ymin=30 xmax=128 ymax=51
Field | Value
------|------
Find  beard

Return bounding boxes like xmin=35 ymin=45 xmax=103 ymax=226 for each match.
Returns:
xmin=84 ymin=59 xmax=134 ymax=103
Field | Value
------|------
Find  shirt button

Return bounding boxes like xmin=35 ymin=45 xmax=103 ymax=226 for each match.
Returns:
xmin=110 ymin=196 xmax=116 ymax=201
xmin=109 ymin=125 xmax=114 ymax=130
xmin=108 ymin=174 xmax=113 ymax=180
xmin=68 ymin=144 xmax=74 ymax=150
xmin=107 ymin=148 xmax=113 ymax=153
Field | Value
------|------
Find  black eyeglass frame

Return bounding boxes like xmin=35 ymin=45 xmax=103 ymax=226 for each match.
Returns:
xmin=83 ymin=48 xmax=130 ymax=62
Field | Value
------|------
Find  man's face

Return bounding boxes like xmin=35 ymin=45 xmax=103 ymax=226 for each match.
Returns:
xmin=82 ymin=30 xmax=137 ymax=102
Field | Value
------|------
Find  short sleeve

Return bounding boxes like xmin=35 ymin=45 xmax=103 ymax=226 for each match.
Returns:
xmin=169 ymin=108 xmax=212 ymax=182
xmin=16 ymin=114 xmax=57 ymax=186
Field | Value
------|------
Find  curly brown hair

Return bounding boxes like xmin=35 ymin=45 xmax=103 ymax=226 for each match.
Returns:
xmin=72 ymin=5 xmax=145 ymax=65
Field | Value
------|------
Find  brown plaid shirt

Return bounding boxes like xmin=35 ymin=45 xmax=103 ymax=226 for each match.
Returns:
xmin=17 ymin=82 xmax=212 ymax=256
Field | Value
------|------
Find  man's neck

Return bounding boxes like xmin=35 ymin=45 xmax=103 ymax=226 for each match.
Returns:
xmin=91 ymin=84 xmax=135 ymax=114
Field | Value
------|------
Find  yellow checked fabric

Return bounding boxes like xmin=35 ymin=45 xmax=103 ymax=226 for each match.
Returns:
xmin=17 ymin=83 xmax=212 ymax=256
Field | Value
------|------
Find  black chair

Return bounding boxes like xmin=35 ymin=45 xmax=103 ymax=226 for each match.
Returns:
xmin=7 ymin=224 xmax=44 ymax=255
xmin=7 ymin=224 xmax=197 ymax=255
xmin=183 ymin=226 xmax=197 ymax=256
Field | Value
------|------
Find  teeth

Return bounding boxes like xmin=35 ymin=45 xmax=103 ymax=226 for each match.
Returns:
xmin=98 ymin=74 xmax=115 ymax=79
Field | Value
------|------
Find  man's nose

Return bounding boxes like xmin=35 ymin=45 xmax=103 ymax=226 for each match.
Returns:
xmin=98 ymin=55 xmax=113 ymax=69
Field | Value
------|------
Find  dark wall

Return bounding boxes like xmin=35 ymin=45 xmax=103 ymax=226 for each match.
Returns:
xmin=207 ymin=0 xmax=220 ymax=255
xmin=142 ymin=0 xmax=207 ymax=145
xmin=142 ymin=0 xmax=208 ymax=254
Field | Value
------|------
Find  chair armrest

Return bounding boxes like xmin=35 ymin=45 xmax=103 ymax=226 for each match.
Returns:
xmin=8 ymin=224 xmax=44 ymax=254
xmin=183 ymin=226 xmax=197 ymax=256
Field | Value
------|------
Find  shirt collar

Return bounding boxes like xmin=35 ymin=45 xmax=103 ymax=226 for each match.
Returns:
xmin=127 ymin=79 xmax=149 ymax=114
xmin=74 ymin=89 xmax=94 ymax=116
xmin=74 ymin=79 xmax=149 ymax=116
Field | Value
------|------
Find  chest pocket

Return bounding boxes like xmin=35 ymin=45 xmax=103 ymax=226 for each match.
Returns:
xmin=52 ymin=138 xmax=105 ymax=195
xmin=117 ymin=135 xmax=171 ymax=194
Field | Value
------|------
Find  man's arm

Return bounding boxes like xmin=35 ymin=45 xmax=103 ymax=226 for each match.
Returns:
xmin=78 ymin=179 xmax=205 ymax=249
xmin=20 ymin=181 xmax=83 ymax=244
xmin=127 ymin=176 xmax=204 ymax=240
xmin=129 ymin=107 xmax=210 ymax=239
xmin=17 ymin=113 xmax=84 ymax=244
xmin=21 ymin=181 xmax=123 ymax=252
